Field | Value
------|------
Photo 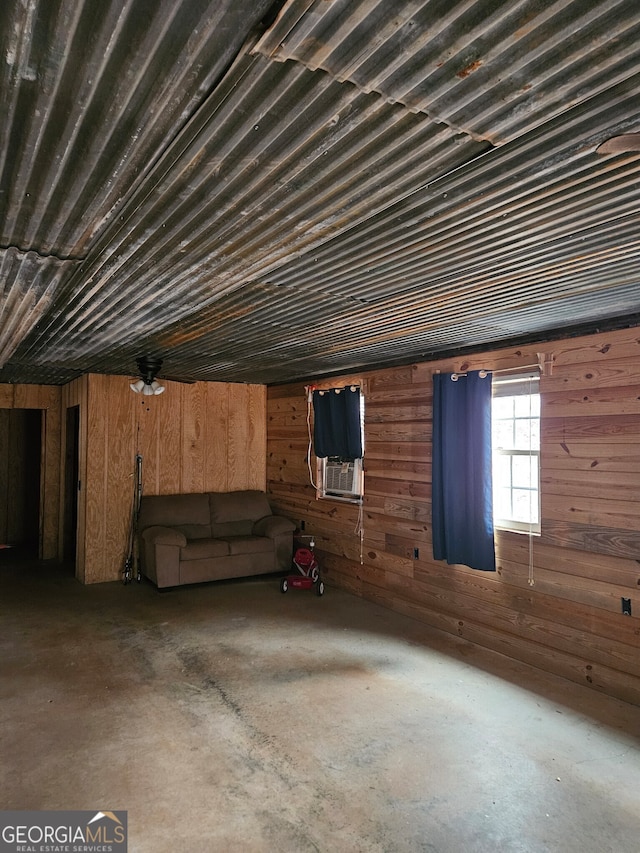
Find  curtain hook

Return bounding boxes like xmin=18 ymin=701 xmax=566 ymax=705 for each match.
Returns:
xmin=451 ymin=373 xmax=459 ymax=381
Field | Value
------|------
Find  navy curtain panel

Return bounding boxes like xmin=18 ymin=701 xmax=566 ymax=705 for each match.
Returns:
xmin=313 ymin=386 xmax=363 ymax=459
xmin=432 ymin=370 xmax=496 ymax=572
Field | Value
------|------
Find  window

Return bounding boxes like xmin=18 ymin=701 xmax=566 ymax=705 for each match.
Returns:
xmin=312 ymin=386 xmax=365 ymax=503
xmin=491 ymin=373 xmax=540 ymax=534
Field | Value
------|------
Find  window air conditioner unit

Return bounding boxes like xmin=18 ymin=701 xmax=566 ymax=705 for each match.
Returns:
xmin=323 ymin=457 xmax=363 ymax=498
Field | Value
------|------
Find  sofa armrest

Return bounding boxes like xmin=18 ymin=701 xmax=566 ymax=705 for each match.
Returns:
xmin=141 ymin=525 xmax=187 ymax=547
xmin=139 ymin=526 xmax=184 ymax=588
xmin=253 ymin=515 xmax=296 ymax=539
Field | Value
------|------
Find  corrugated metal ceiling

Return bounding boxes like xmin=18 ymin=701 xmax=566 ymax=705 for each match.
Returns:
xmin=0 ymin=0 xmax=639 ymax=386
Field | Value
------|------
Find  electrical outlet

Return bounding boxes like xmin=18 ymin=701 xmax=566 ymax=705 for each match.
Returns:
xmin=413 ymin=547 xmax=419 ymax=559
xmin=621 ymin=597 xmax=632 ymax=616
xmin=300 ymin=520 xmax=305 ymax=531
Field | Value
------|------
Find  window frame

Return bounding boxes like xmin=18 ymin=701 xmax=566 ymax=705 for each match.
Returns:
xmin=491 ymin=372 xmax=541 ymax=535
xmin=316 ymin=390 xmax=365 ymax=504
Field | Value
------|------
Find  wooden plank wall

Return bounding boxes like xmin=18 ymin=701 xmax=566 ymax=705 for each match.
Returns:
xmin=266 ymin=327 xmax=640 ymax=706
xmin=67 ymin=375 xmax=266 ymax=584
xmin=0 ymin=383 xmax=62 ymax=559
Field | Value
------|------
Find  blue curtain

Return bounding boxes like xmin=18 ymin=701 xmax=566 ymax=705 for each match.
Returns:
xmin=432 ymin=371 xmax=496 ymax=572
xmin=313 ymin=386 xmax=363 ymax=459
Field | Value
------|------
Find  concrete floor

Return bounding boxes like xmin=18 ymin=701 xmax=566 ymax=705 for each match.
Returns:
xmin=1 ymin=552 xmax=639 ymax=853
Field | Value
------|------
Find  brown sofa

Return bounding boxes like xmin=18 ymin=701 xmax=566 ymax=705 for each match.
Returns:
xmin=137 ymin=490 xmax=295 ymax=589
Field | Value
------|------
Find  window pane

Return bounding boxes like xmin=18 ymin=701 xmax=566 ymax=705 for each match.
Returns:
xmin=493 ymin=454 xmax=512 ymax=486
xmin=493 ymin=396 xmax=514 ymax=419
xmin=531 ymin=394 xmax=540 ymax=417
xmin=514 ymin=394 xmax=534 ymax=417
xmin=514 ymin=419 xmax=540 ymax=450
xmin=512 ymin=455 xmax=534 ymax=488
xmin=493 ymin=420 xmax=514 ymax=450
xmin=512 ymin=489 xmax=536 ymax=522
xmin=530 ymin=417 xmax=540 ymax=448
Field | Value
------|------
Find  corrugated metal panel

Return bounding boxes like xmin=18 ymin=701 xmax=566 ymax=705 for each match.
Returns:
xmin=164 ymin=278 xmax=640 ymax=383
xmin=254 ymin=0 xmax=640 ymax=145
xmin=18 ymin=50 xmax=486 ymax=366
xmin=0 ymin=0 xmax=639 ymax=386
xmin=0 ymin=248 xmax=77 ymax=366
xmin=0 ymin=0 xmax=278 ymax=367
xmin=250 ymin=70 xmax=640 ymax=338
xmin=138 ymin=66 xmax=639 ymax=382
xmin=0 ymin=0 xmax=276 ymax=256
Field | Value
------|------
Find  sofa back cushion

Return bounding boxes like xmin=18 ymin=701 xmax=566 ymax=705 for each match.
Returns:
xmin=138 ymin=493 xmax=212 ymax=539
xmin=208 ymin=490 xmax=272 ymax=538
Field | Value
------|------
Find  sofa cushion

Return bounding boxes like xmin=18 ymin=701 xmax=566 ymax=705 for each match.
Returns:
xmin=174 ymin=523 xmax=213 ymax=541
xmin=180 ymin=539 xmax=231 ymax=561
xmin=224 ymin=535 xmax=274 ymax=556
xmin=210 ymin=519 xmax=255 ymax=538
xmin=209 ymin=490 xmax=272 ymax=524
xmin=138 ymin=493 xmax=211 ymax=534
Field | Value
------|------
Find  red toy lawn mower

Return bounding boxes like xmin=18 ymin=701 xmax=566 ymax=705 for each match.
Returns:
xmin=280 ymin=536 xmax=324 ymax=596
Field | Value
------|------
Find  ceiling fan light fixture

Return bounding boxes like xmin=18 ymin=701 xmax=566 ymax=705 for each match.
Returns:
xmin=130 ymin=355 xmax=166 ymax=395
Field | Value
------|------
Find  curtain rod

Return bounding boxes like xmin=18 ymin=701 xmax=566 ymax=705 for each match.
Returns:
xmin=440 ymin=352 xmax=554 ymax=380
xmin=450 ymin=364 xmax=539 ymax=380
xmin=307 ymin=384 xmax=361 ymax=393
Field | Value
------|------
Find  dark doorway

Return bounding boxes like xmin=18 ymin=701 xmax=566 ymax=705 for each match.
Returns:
xmin=0 ymin=409 xmax=42 ymax=556
xmin=63 ymin=406 xmax=80 ymax=562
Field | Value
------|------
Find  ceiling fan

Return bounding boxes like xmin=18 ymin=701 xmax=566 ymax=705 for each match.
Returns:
xmin=129 ymin=355 xmax=164 ymax=397
xmin=129 ymin=355 xmax=167 ymax=395
xmin=130 ymin=355 xmax=197 ymax=395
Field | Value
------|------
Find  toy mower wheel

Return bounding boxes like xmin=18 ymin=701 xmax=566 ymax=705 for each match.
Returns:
xmin=280 ymin=577 xmax=288 ymax=593
xmin=316 ymin=579 xmax=325 ymax=596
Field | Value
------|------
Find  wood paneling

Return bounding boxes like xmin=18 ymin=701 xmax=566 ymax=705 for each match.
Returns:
xmin=66 ymin=376 xmax=266 ymax=583
xmin=267 ymin=327 xmax=640 ymax=706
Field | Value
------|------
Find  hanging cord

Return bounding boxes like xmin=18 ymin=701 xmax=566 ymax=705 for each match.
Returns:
xmin=354 ymin=497 xmax=365 ymax=564
xmin=305 ymin=386 xmax=318 ymax=490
